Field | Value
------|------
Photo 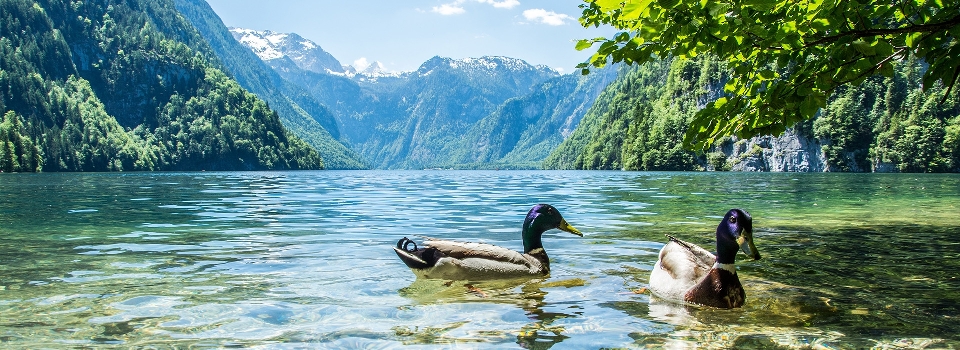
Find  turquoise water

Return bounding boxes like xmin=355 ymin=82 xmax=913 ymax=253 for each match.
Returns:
xmin=1 ymin=171 xmax=958 ymax=348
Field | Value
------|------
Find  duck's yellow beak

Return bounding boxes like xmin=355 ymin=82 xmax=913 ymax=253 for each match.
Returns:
xmin=736 ymin=230 xmax=760 ymax=260
xmin=558 ymin=219 xmax=582 ymax=237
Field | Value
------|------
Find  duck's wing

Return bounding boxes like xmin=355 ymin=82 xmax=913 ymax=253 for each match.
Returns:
xmin=649 ymin=235 xmax=717 ymax=301
xmin=658 ymin=235 xmax=715 ymax=280
xmin=424 ymin=239 xmax=533 ymax=266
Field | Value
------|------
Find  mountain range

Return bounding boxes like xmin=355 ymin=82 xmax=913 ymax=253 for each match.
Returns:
xmin=229 ymin=26 xmax=616 ymax=169
xmin=3 ymin=0 xmax=953 ymax=173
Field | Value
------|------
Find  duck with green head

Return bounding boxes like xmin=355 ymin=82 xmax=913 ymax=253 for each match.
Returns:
xmin=649 ymin=208 xmax=761 ymax=308
xmin=394 ymin=204 xmax=582 ymax=280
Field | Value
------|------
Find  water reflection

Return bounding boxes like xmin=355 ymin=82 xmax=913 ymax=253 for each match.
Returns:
xmin=397 ymin=278 xmax=585 ymax=348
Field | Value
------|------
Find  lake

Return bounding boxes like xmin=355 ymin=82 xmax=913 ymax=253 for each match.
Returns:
xmin=1 ymin=171 xmax=958 ymax=348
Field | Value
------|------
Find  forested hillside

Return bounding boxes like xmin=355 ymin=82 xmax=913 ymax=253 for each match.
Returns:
xmin=544 ymin=56 xmax=960 ymax=173
xmin=439 ymin=66 xmax=619 ymax=169
xmin=173 ymin=0 xmax=365 ymax=169
xmin=0 ymin=0 xmax=322 ymax=172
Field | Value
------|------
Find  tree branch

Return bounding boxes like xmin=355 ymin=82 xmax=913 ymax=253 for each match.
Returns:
xmin=804 ymin=14 xmax=960 ymax=48
xmin=834 ymin=47 xmax=908 ymax=87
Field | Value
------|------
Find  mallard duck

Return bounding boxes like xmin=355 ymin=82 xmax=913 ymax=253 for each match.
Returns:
xmin=393 ymin=204 xmax=582 ymax=280
xmin=648 ymin=208 xmax=761 ymax=309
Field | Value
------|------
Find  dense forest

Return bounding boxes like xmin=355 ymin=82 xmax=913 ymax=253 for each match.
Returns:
xmin=173 ymin=0 xmax=366 ymax=169
xmin=0 ymin=0 xmax=322 ymax=172
xmin=544 ymin=56 xmax=960 ymax=173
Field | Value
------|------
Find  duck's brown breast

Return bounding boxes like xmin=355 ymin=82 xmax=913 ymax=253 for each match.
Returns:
xmin=683 ymin=268 xmax=745 ymax=309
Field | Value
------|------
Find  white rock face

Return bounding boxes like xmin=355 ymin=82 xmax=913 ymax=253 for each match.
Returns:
xmin=723 ymin=129 xmax=827 ymax=172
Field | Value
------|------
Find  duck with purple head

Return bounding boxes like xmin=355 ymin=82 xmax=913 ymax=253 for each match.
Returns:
xmin=393 ymin=204 xmax=582 ymax=280
xmin=649 ymin=209 xmax=761 ymax=308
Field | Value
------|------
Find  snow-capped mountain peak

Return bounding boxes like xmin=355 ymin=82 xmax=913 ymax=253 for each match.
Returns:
xmin=230 ymin=28 xmax=286 ymax=61
xmin=414 ymin=56 xmax=559 ymax=79
xmin=229 ymin=27 xmax=345 ymax=74
xmin=335 ymin=60 xmax=401 ymax=80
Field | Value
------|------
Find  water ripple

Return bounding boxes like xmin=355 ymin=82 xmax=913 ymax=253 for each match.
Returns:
xmin=1 ymin=171 xmax=959 ymax=348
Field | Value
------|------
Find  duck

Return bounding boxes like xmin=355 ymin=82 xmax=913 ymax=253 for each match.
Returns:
xmin=393 ymin=204 xmax=582 ymax=280
xmin=648 ymin=208 xmax=761 ymax=309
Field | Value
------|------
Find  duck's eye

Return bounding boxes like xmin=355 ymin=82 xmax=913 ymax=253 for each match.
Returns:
xmin=729 ymin=216 xmax=737 ymax=224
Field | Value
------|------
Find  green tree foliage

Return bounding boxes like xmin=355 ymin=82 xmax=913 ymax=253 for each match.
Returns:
xmin=576 ymin=0 xmax=960 ymax=150
xmin=0 ymin=0 xmax=322 ymax=171
xmin=544 ymin=57 xmax=721 ymax=170
xmin=0 ymin=111 xmax=42 ymax=172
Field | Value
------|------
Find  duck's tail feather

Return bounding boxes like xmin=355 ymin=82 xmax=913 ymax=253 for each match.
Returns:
xmin=394 ymin=237 xmax=438 ymax=270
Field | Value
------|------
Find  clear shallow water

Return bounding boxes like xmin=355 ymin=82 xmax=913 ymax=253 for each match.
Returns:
xmin=1 ymin=171 xmax=958 ymax=349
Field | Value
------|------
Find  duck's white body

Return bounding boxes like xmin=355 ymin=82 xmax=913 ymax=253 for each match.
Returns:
xmin=648 ymin=236 xmax=718 ymax=303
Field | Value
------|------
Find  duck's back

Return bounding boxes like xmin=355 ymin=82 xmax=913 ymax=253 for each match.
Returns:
xmin=412 ymin=239 xmax=547 ymax=279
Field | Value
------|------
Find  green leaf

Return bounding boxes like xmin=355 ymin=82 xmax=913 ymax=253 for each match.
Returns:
xmin=811 ymin=18 xmax=830 ymax=31
xmin=873 ymin=40 xmax=895 ymax=57
xmin=799 ymin=96 xmax=819 ymax=117
xmin=743 ymin=0 xmax=777 ymax=11
xmin=575 ymin=39 xmax=594 ymax=51
xmin=879 ymin=62 xmax=895 ymax=77
xmin=851 ymin=40 xmax=875 ymax=56
xmin=714 ymin=97 xmax=729 ymax=107
xmin=657 ymin=0 xmax=679 ymax=9
xmin=759 ymin=69 xmax=777 ymax=80
xmin=594 ymin=0 xmax=625 ymax=12
xmin=905 ymin=32 xmax=921 ymax=48
xmin=622 ymin=0 xmax=654 ymax=20
xmin=724 ymin=82 xmax=737 ymax=93
xmin=598 ymin=40 xmax=617 ymax=55
xmin=707 ymin=2 xmax=731 ymax=17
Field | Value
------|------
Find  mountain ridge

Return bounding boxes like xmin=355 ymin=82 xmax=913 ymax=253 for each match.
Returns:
xmin=228 ymin=28 xmax=568 ymax=169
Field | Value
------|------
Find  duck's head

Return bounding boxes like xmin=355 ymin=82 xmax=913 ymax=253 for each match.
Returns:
xmin=715 ymin=208 xmax=760 ymax=264
xmin=521 ymin=204 xmax=582 ymax=253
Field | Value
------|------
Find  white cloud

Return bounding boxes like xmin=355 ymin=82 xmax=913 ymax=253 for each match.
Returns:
xmin=432 ymin=0 xmax=518 ymax=15
xmin=522 ymin=8 xmax=573 ymax=26
xmin=477 ymin=0 xmax=520 ymax=9
xmin=353 ymin=57 xmax=371 ymax=71
xmin=432 ymin=3 xmax=466 ymax=15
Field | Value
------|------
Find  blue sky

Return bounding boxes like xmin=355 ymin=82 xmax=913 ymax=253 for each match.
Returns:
xmin=204 ymin=0 xmax=615 ymax=74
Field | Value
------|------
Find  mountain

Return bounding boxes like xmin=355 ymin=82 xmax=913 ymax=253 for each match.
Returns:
xmin=229 ymin=30 xmax=565 ymax=169
xmin=543 ymin=56 xmax=960 ymax=173
xmin=357 ymin=56 xmax=561 ymax=169
xmin=229 ymin=28 xmax=346 ymax=75
xmin=173 ymin=0 xmax=366 ymax=169
xmin=437 ymin=66 xmax=620 ymax=169
xmin=0 ymin=0 xmax=321 ymax=172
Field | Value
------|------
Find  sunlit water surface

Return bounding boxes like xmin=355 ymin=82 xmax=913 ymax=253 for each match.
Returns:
xmin=1 ymin=171 xmax=958 ymax=349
